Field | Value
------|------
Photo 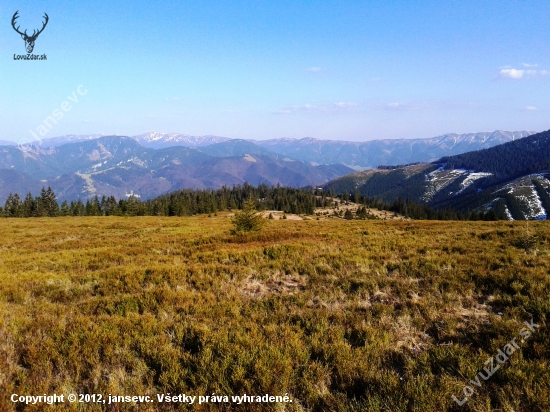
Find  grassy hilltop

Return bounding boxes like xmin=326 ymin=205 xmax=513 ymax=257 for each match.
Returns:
xmin=0 ymin=216 xmax=549 ymax=411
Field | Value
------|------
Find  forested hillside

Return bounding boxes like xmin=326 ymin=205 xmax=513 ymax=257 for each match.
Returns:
xmin=440 ymin=129 xmax=550 ymax=182
xmin=321 ymin=130 xmax=550 ymax=220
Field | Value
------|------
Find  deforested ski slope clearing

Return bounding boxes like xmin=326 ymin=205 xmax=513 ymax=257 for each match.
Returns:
xmin=322 ymin=129 xmax=550 ymax=220
xmin=1 ymin=217 xmax=549 ymax=411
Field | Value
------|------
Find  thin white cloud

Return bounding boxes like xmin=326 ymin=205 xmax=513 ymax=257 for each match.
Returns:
xmin=274 ymin=102 xmax=358 ymax=114
xmin=334 ymin=102 xmax=357 ymax=108
xmin=522 ymin=63 xmax=538 ymax=68
xmin=380 ymin=102 xmax=430 ymax=111
xmin=276 ymin=100 xmax=469 ymax=115
xmin=498 ymin=68 xmax=550 ymax=79
xmin=306 ymin=67 xmax=322 ymax=73
xmin=274 ymin=109 xmax=293 ymax=114
xmin=385 ymin=102 xmax=406 ymax=110
xmin=499 ymin=69 xmax=526 ymax=79
xmin=525 ymin=106 xmax=538 ymax=111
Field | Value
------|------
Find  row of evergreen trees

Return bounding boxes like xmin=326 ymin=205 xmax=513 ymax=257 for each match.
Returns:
xmin=4 ymin=188 xmax=60 ymax=218
xmin=3 ymin=188 xmax=139 ymax=218
xmin=1 ymin=184 xmax=505 ymax=220
xmin=1 ymin=184 xmax=321 ymax=218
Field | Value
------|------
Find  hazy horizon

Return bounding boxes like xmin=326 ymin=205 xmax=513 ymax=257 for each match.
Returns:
xmin=0 ymin=128 xmax=540 ymax=146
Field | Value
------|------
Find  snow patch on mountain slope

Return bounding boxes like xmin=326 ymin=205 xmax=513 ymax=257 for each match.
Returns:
xmin=126 ymin=157 xmax=147 ymax=167
xmin=458 ymin=172 xmax=493 ymax=194
xmin=423 ymin=168 xmax=494 ymax=201
xmin=133 ymin=132 xmax=230 ymax=147
xmin=516 ymin=188 xmax=547 ymax=220
xmin=426 ymin=130 xmax=535 ymax=147
xmin=423 ymin=168 xmax=467 ymax=201
xmin=504 ymin=206 xmax=513 ymax=220
xmin=492 ymin=174 xmax=550 ymax=219
xmin=494 ymin=174 xmax=550 ymax=195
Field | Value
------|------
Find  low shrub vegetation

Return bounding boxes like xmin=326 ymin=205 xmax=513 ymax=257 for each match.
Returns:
xmin=0 ymin=216 xmax=548 ymax=411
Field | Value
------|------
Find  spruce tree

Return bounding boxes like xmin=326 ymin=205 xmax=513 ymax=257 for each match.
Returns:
xmin=4 ymin=194 xmax=15 ymax=217
xmin=60 ymin=201 xmax=70 ymax=216
xmin=37 ymin=187 xmax=48 ymax=217
xmin=11 ymin=193 xmax=22 ymax=217
xmin=44 ymin=187 xmax=59 ymax=217
xmin=231 ymin=198 xmax=265 ymax=234
xmin=22 ymin=192 xmax=36 ymax=217
xmin=73 ymin=200 xmax=85 ymax=216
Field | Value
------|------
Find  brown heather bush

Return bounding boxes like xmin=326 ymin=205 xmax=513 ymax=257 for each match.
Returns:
xmin=0 ymin=216 xmax=549 ymax=411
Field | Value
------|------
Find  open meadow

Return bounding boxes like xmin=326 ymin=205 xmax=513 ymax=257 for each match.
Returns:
xmin=0 ymin=216 xmax=549 ymax=411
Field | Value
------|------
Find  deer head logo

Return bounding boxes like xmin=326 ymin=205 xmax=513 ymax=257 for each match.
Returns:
xmin=11 ymin=11 xmax=49 ymax=54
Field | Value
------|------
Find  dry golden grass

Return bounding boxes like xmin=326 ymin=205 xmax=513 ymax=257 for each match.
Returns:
xmin=0 ymin=215 xmax=549 ymax=411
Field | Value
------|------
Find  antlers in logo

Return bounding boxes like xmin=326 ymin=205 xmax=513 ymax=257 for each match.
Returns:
xmin=11 ymin=11 xmax=49 ymax=54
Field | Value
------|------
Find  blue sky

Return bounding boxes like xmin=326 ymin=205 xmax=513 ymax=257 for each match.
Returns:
xmin=0 ymin=0 xmax=549 ymax=142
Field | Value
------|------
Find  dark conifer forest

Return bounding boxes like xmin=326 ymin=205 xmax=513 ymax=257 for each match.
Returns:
xmin=1 ymin=183 xmax=503 ymax=221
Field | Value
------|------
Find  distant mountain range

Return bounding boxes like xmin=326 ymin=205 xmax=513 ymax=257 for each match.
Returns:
xmin=132 ymin=132 xmax=231 ymax=148
xmin=0 ymin=129 xmax=541 ymax=208
xmin=23 ymin=132 xmax=232 ymax=149
xmin=3 ymin=129 xmax=535 ymax=168
xmin=0 ymin=136 xmax=352 ymax=203
xmin=322 ymin=130 xmax=550 ymax=220
xmin=253 ymin=131 xmax=535 ymax=168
